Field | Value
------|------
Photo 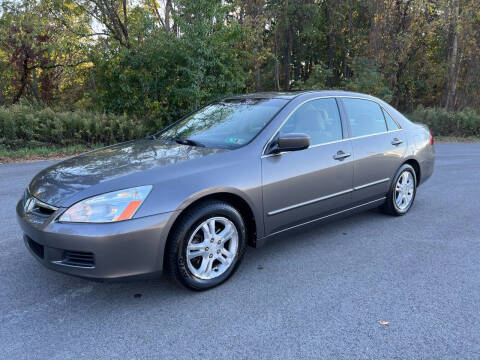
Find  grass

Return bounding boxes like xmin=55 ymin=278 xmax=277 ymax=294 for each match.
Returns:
xmin=0 ymin=144 xmax=101 ymax=164
xmin=1 ymin=136 xmax=479 ymax=165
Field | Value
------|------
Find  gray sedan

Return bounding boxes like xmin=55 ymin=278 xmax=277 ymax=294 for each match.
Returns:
xmin=17 ymin=91 xmax=435 ymax=290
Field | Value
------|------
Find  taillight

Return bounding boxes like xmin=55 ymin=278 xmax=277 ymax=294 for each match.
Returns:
xmin=430 ymin=133 xmax=434 ymax=146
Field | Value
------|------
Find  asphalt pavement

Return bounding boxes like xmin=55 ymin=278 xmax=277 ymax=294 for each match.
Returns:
xmin=1 ymin=143 xmax=479 ymax=359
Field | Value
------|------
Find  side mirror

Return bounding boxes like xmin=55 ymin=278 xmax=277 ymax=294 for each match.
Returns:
xmin=271 ymin=133 xmax=310 ymax=153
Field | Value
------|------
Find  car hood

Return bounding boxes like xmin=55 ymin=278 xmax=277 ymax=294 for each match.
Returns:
xmin=28 ymin=139 xmax=227 ymax=207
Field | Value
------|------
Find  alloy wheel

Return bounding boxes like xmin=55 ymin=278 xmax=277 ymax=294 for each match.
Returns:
xmin=394 ymin=171 xmax=415 ymax=211
xmin=186 ymin=217 xmax=239 ymax=280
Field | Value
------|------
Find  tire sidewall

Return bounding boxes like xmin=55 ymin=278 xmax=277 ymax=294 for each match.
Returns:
xmin=174 ymin=203 xmax=246 ymax=290
xmin=391 ymin=165 xmax=417 ymax=215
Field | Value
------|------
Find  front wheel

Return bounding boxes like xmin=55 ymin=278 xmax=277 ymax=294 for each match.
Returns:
xmin=165 ymin=201 xmax=246 ymax=291
xmin=381 ymin=164 xmax=417 ymax=216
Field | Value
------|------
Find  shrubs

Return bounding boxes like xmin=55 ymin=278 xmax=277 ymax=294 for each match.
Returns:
xmin=408 ymin=107 xmax=480 ymax=137
xmin=1 ymin=104 xmax=479 ymax=151
xmin=0 ymin=105 xmax=151 ymax=150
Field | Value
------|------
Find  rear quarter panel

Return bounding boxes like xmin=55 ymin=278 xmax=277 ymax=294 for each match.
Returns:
xmin=407 ymin=125 xmax=435 ymax=185
xmin=379 ymin=101 xmax=435 ymax=185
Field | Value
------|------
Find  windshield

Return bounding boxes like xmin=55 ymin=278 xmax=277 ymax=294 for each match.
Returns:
xmin=156 ymin=98 xmax=288 ymax=149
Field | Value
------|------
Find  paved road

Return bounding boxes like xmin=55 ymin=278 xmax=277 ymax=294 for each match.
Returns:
xmin=1 ymin=143 xmax=479 ymax=359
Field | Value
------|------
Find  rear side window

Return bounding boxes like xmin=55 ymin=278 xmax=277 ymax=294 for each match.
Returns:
xmin=279 ymin=98 xmax=342 ymax=146
xmin=383 ymin=109 xmax=400 ymax=130
xmin=342 ymin=98 xmax=387 ymax=137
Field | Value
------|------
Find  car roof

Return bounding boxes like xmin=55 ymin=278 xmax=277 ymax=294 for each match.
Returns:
xmin=224 ymin=90 xmax=378 ymax=101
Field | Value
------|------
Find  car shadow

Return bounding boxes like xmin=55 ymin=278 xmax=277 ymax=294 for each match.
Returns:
xmin=10 ymin=206 xmax=397 ymax=314
xmin=74 ymin=208 xmax=388 ymax=295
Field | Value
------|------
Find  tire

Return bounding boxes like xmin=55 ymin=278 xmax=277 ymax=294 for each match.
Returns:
xmin=381 ymin=164 xmax=417 ymax=216
xmin=165 ymin=200 xmax=246 ymax=291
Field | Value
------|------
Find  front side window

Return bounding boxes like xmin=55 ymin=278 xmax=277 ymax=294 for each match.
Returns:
xmin=279 ymin=98 xmax=343 ymax=146
xmin=157 ymin=98 xmax=288 ymax=149
xmin=342 ymin=98 xmax=387 ymax=137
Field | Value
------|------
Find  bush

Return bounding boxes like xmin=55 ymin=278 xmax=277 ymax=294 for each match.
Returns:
xmin=2 ymin=104 xmax=479 ymax=151
xmin=344 ymin=57 xmax=393 ymax=103
xmin=408 ymin=107 xmax=480 ymax=137
xmin=0 ymin=105 xmax=151 ymax=150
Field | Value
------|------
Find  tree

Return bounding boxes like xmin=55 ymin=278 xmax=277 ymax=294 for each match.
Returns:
xmin=0 ymin=0 xmax=90 ymax=105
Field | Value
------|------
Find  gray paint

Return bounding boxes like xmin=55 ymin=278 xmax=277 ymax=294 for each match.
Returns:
xmin=17 ymin=90 xmax=435 ymax=279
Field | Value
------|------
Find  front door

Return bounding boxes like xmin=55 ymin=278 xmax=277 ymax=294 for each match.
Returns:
xmin=261 ymin=98 xmax=354 ymax=235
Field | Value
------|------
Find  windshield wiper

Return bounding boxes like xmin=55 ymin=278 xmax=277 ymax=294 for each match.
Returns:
xmin=174 ymin=138 xmax=206 ymax=147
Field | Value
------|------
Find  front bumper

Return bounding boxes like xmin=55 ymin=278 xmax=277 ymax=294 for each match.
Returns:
xmin=16 ymin=199 xmax=176 ymax=279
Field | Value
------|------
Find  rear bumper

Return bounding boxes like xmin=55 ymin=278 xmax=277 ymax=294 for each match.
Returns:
xmin=17 ymin=200 xmax=176 ymax=279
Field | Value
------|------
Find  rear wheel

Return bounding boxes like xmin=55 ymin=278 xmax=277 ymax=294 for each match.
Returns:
xmin=165 ymin=201 xmax=246 ymax=290
xmin=381 ymin=164 xmax=417 ymax=216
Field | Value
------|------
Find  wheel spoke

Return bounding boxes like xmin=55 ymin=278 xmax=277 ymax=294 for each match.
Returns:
xmin=396 ymin=193 xmax=402 ymax=205
xmin=187 ymin=250 xmax=207 ymax=259
xmin=204 ymin=257 xmax=213 ymax=277
xmin=218 ymin=224 xmax=234 ymax=244
xmin=221 ymin=248 xmax=233 ymax=259
xmin=217 ymin=254 xmax=229 ymax=265
xmin=196 ymin=255 xmax=209 ymax=275
xmin=208 ymin=219 xmax=216 ymax=236
xmin=201 ymin=223 xmax=211 ymax=239
xmin=187 ymin=242 xmax=205 ymax=251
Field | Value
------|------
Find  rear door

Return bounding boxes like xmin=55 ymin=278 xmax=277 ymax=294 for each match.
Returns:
xmin=340 ymin=98 xmax=407 ymax=204
xmin=261 ymin=98 xmax=354 ymax=235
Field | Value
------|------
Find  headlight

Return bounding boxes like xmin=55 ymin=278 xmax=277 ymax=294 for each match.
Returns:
xmin=59 ymin=185 xmax=152 ymax=223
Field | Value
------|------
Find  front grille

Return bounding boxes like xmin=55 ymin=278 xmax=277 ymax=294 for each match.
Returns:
xmin=62 ymin=251 xmax=95 ymax=268
xmin=24 ymin=190 xmax=58 ymax=217
xmin=33 ymin=204 xmax=56 ymax=216
xmin=27 ymin=236 xmax=44 ymax=259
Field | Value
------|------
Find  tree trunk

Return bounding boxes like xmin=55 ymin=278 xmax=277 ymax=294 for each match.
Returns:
xmin=274 ymin=25 xmax=280 ymax=91
xmin=256 ymin=67 xmax=263 ymax=91
xmin=13 ymin=57 xmax=29 ymax=104
xmin=32 ymin=68 xmax=41 ymax=102
xmin=444 ymin=0 xmax=460 ymax=110
xmin=283 ymin=0 xmax=292 ymax=90
xmin=325 ymin=0 xmax=336 ymax=86
xmin=0 ymin=84 xmax=4 ymax=106
xmin=285 ymin=26 xmax=292 ymax=90
xmin=165 ymin=0 xmax=172 ymax=33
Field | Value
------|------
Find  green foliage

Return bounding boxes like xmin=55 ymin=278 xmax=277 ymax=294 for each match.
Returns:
xmin=408 ymin=107 xmax=480 ymax=137
xmin=344 ymin=58 xmax=393 ymax=103
xmin=292 ymin=63 xmax=333 ymax=90
xmin=1 ymin=0 xmax=480 ymax=149
xmin=0 ymin=0 xmax=90 ymax=106
xmin=0 ymin=105 xmax=149 ymax=150
xmin=92 ymin=0 xmax=248 ymax=125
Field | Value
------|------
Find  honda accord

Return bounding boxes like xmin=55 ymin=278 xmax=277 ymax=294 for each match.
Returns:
xmin=17 ymin=91 xmax=435 ymax=290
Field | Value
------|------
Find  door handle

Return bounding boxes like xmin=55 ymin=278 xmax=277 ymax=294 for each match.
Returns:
xmin=391 ymin=138 xmax=403 ymax=146
xmin=333 ymin=150 xmax=351 ymax=161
